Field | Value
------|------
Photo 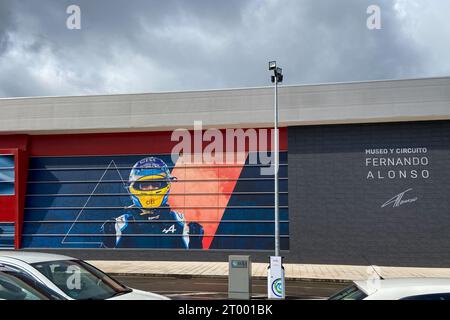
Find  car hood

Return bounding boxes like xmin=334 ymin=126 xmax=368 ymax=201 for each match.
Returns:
xmin=108 ymin=289 xmax=170 ymax=300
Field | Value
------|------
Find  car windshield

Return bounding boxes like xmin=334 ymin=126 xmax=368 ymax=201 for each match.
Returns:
xmin=328 ymin=285 xmax=368 ymax=300
xmin=0 ymin=271 xmax=49 ymax=300
xmin=31 ymin=260 xmax=131 ymax=300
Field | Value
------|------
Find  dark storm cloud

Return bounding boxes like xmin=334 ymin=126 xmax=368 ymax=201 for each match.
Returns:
xmin=0 ymin=0 xmax=447 ymax=97
xmin=0 ymin=0 xmax=14 ymax=55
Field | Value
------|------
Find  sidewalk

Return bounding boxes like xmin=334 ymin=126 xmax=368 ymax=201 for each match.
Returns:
xmin=87 ymin=260 xmax=450 ymax=282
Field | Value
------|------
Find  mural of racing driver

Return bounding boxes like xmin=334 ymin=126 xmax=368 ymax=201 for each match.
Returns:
xmin=101 ymin=157 xmax=204 ymax=249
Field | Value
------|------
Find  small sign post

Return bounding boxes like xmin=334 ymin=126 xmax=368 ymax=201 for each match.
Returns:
xmin=268 ymin=256 xmax=285 ymax=299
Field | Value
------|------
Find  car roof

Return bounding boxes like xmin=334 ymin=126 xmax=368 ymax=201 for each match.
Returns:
xmin=355 ymin=278 xmax=450 ymax=294
xmin=0 ymin=251 xmax=75 ymax=264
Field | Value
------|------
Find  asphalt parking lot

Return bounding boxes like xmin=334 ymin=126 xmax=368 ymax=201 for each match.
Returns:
xmin=114 ymin=275 xmax=349 ymax=300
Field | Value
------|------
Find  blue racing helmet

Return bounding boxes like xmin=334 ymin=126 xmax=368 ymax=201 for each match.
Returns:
xmin=128 ymin=157 xmax=174 ymax=208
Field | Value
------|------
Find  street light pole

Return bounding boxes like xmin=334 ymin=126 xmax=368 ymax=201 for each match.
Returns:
xmin=274 ymin=70 xmax=280 ymax=257
xmin=267 ymin=61 xmax=285 ymax=299
xmin=268 ymin=61 xmax=283 ymax=257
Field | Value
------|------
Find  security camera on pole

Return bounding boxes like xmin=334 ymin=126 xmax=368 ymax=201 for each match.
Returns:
xmin=267 ymin=61 xmax=285 ymax=300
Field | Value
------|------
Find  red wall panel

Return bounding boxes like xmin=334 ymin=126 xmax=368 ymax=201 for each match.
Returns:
xmin=0 ymin=136 xmax=29 ymax=248
xmin=29 ymin=128 xmax=287 ymax=156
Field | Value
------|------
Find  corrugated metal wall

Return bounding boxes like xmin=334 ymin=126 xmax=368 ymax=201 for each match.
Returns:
xmin=22 ymin=152 xmax=289 ymax=251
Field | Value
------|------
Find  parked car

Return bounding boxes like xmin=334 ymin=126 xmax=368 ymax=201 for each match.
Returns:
xmin=0 ymin=251 xmax=169 ymax=300
xmin=0 ymin=267 xmax=65 ymax=300
xmin=329 ymin=278 xmax=450 ymax=300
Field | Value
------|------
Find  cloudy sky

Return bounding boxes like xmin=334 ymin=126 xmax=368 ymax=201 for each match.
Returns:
xmin=0 ymin=0 xmax=449 ymax=98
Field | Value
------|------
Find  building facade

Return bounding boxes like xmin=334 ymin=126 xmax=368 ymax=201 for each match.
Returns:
xmin=1 ymin=77 xmax=450 ymax=267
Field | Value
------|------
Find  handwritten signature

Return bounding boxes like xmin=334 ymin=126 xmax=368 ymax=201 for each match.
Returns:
xmin=381 ymin=188 xmax=418 ymax=208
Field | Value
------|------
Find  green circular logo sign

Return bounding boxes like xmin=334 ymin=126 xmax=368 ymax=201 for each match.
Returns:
xmin=271 ymin=278 xmax=283 ymax=297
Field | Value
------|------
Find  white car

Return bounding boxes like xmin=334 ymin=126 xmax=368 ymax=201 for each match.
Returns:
xmin=0 ymin=270 xmax=65 ymax=300
xmin=0 ymin=251 xmax=169 ymax=300
xmin=329 ymin=278 xmax=450 ymax=300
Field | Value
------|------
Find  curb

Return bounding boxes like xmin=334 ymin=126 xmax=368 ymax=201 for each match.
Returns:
xmin=109 ymin=272 xmax=353 ymax=284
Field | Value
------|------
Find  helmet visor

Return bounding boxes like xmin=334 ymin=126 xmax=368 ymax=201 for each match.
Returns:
xmin=132 ymin=180 xmax=168 ymax=191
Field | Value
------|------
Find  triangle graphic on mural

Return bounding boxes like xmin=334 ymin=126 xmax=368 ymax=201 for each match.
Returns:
xmin=61 ymin=160 xmax=128 ymax=247
xmin=168 ymin=152 xmax=247 ymax=249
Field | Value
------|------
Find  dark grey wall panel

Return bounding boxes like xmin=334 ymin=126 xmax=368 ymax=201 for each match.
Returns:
xmin=289 ymin=121 xmax=450 ymax=267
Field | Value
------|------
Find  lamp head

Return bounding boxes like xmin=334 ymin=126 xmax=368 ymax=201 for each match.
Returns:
xmin=269 ymin=61 xmax=277 ymax=71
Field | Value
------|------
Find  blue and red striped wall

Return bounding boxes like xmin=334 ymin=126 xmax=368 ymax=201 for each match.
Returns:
xmin=0 ymin=129 xmax=288 ymax=251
